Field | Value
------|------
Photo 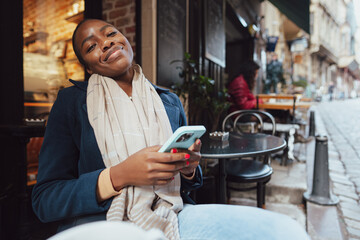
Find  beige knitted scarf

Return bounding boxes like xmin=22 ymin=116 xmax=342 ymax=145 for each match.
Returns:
xmin=87 ymin=65 xmax=183 ymax=240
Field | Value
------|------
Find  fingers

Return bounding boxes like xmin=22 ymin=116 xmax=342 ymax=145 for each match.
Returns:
xmin=178 ymin=147 xmax=200 ymax=176
xmin=146 ymin=145 xmax=162 ymax=152
xmin=154 ymin=172 xmax=176 ymax=180
xmin=154 ymin=150 xmax=191 ymax=163
xmin=188 ymin=139 xmax=202 ymax=152
xmin=180 ymin=159 xmax=199 ymax=176
xmin=151 ymin=172 xmax=179 ymax=186
xmin=173 ymin=148 xmax=201 ymax=163
xmin=150 ymin=160 xmax=188 ymax=172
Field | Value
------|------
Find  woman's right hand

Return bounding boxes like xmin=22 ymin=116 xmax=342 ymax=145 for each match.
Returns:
xmin=109 ymin=145 xmax=190 ymax=191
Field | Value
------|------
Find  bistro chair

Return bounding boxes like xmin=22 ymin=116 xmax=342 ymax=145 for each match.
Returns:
xmin=256 ymin=94 xmax=307 ymax=165
xmin=222 ymin=110 xmax=276 ymax=208
xmin=256 ymin=94 xmax=296 ymax=123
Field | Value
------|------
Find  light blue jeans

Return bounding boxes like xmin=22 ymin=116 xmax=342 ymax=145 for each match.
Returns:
xmin=178 ymin=204 xmax=310 ymax=240
xmin=54 ymin=204 xmax=310 ymax=240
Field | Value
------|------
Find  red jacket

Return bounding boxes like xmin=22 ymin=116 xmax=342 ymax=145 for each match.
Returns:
xmin=228 ymin=75 xmax=261 ymax=112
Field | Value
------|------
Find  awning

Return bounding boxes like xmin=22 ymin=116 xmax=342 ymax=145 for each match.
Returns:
xmin=339 ymin=56 xmax=360 ymax=79
xmin=339 ymin=56 xmax=357 ymax=69
xmin=268 ymin=0 xmax=310 ymax=34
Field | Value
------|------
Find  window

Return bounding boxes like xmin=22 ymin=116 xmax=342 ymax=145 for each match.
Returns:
xmin=23 ymin=0 xmax=85 ymax=110
xmin=23 ymin=0 xmax=85 ymax=186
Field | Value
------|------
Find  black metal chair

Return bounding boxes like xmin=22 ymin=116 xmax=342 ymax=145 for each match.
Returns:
xmin=222 ymin=110 xmax=276 ymax=208
xmin=256 ymin=94 xmax=308 ymax=165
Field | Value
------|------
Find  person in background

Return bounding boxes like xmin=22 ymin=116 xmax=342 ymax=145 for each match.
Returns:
xmin=308 ymin=80 xmax=317 ymax=100
xmin=32 ymin=19 xmax=310 ymax=240
xmin=265 ymin=53 xmax=284 ymax=94
xmin=328 ymin=82 xmax=335 ymax=101
xmin=227 ymin=60 xmax=262 ymax=113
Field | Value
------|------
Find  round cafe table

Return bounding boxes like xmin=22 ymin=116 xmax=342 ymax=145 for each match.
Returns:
xmin=200 ymin=132 xmax=286 ymax=204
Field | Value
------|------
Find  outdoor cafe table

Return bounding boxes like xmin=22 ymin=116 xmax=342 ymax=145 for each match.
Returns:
xmin=258 ymin=101 xmax=312 ymax=111
xmin=200 ymin=132 xmax=286 ymax=204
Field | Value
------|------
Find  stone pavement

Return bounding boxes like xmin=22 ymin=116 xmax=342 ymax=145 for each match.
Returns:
xmin=315 ymin=98 xmax=360 ymax=239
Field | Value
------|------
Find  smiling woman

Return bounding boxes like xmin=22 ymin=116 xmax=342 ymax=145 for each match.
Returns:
xmin=32 ymin=19 xmax=310 ymax=240
xmin=72 ymin=20 xmax=134 ymax=84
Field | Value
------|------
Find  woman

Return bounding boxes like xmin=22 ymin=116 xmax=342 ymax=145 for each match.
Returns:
xmin=227 ymin=61 xmax=262 ymax=112
xmin=32 ymin=19 xmax=309 ymax=240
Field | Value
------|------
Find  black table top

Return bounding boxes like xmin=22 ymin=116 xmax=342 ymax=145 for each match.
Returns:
xmin=200 ymin=133 xmax=286 ymax=159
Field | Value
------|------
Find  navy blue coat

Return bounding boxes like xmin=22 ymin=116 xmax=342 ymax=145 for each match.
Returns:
xmin=32 ymin=80 xmax=202 ymax=230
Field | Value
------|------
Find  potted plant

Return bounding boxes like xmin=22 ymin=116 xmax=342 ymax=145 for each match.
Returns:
xmin=171 ymin=53 xmax=230 ymax=132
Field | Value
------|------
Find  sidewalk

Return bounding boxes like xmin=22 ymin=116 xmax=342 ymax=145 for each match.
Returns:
xmin=315 ymin=101 xmax=360 ymax=240
xmin=229 ymin=103 xmax=360 ymax=239
xmin=303 ymin=106 xmax=344 ymax=240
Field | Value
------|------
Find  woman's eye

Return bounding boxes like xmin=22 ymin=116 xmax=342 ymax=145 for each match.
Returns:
xmin=107 ymin=31 xmax=117 ymax=37
xmin=87 ymin=44 xmax=96 ymax=53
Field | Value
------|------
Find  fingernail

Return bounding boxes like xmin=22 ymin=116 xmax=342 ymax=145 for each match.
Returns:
xmin=196 ymin=139 xmax=201 ymax=145
xmin=186 ymin=161 xmax=189 ymax=166
xmin=185 ymin=154 xmax=190 ymax=159
xmin=171 ymin=148 xmax=178 ymax=153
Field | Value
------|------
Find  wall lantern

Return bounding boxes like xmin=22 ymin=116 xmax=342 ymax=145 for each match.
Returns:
xmin=248 ymin=24 xmax=260 ymax=37
xmin=266 ymin=36 xmax=278 ymax=52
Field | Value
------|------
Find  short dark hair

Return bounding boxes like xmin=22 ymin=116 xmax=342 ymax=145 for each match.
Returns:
xmin=228 ymin=60 xmax=260 ymax=91
xmin=72 ymin=19 xmax=93 ymax=67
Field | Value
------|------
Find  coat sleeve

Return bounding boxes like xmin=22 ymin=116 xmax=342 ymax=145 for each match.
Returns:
xmin=32 ymin=90 xmax=111 ymax=223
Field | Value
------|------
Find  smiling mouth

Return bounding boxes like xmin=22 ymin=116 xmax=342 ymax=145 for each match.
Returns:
xmin=104 ymin=46 xmax=124 ymax=62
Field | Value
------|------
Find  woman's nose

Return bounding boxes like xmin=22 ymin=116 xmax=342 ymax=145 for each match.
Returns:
xmin=101 ymin=40 xmax=114 ymax=52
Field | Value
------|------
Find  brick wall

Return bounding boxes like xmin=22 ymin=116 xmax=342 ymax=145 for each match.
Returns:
xmin=102 ymin=0 xmax=137 ymax=60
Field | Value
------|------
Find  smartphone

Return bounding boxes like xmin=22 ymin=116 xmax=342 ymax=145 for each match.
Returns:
xmin=158 ymin=125 xmax=206 ymax=153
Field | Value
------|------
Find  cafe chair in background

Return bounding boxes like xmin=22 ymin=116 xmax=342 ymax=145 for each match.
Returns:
xmin=256 ymin=94 xmax=296 ymax=123
xmin=256 ymin=93 xmax=307 ymax=129
xmin=222 ymin=110 xmax=276 ymax=208
xmin=255 ymin=94 xmax=308 ymax=165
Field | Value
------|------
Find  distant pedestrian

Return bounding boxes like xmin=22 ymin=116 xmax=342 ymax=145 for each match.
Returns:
xmin=265 ymin=53 xmax=284 ymax=93
xmin=328 ymin=82 xmax=335 ymax=101
xmin=310 ymin=80 xmax=316 ymax=100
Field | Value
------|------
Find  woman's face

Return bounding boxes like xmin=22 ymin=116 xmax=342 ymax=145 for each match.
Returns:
xmin=74 ymin=19 xmax=133 ymax=79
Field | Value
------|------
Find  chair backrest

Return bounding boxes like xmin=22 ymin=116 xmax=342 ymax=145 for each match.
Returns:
xmin=222 ymin=110 xmax=276 ymax=136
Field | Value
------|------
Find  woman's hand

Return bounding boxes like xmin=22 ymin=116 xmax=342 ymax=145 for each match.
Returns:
xmin=109 ymin=146 xmax=191 ymax=191
xmin=179 ymin=139 xmax=202 ymax=177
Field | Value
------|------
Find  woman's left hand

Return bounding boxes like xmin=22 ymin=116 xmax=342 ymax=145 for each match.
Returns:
xmin=177 ymin=139 xmax=202 ymax=178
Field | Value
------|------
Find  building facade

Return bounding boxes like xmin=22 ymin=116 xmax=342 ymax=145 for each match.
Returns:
xmin=261 ymin=0 xmax=310 ymax=94
xmin=262 ymin=0 xmax=359 ymax=99
xmin=309 ymin=0 xmax=359 ymax=99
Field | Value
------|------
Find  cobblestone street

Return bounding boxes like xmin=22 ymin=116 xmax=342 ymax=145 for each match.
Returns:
xmin=316 ymin=98 xmax=360 ymax=239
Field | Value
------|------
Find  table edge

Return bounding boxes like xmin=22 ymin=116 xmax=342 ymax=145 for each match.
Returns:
xmin=201 ymin=140 xmax=287 ymax=159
